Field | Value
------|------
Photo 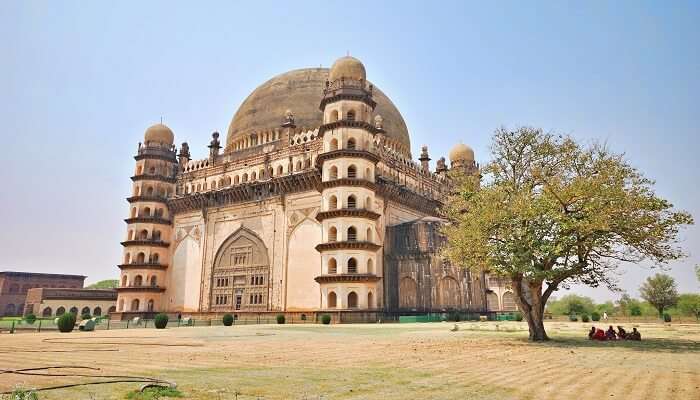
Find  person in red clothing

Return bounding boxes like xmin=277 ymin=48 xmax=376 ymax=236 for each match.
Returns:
xmin=592 ymin=327 xmax=607 ymax=341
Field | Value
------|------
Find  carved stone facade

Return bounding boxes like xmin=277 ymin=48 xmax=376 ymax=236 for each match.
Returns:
xmin=115 ymin=56 xmax=510 ymax=319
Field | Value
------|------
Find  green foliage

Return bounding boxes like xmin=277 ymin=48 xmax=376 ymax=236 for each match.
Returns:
xmin=125 ymin=386 xmax=183 ymax=400
xmin=546 ymin=294 xmax=595 ymax=316
xmin=591 ymin=311 xmax=600 ymax=321
xmin=276 ymin=314 xmax=286 ymax=324
xmin=321 ymin=314 xmax=331 ymax=325
xmin=663 ymin=313 xmax=672 ymax=322
xmin=222 ymin=314 xmax=234 ymax=326
xmin=677 ymin=293 xmax=700 ymax=319
xmin=9 ymin=388 xmax=38 ymax=400
xmin=300 ymin=314 xmax=307 ymax=321
xmin=581 ymin=314 xmax=590 ymax=322
xmin=85 ymin=279 xmax=119 ymax=289
xmin=57 ymin=313 xmax=76 ymax=333
xmin=514 ymin=312 xmax=523 ymax=321
xmin=154 ymin=313 xmax=169 ymax=329
xmin=24 ymin=314 xmax=36 ymax=324
xmin=630 ymin=304 xmax=642 ymax=316
xmin=640 ymin=273 xmax=679 ymax=317
xmin=81 ymin=313 xmax=91 ymax=320
xmin=595 ymin=301 xmax=616 ymax=315
xmin=568 ymin=314 xmax=578 ymax=322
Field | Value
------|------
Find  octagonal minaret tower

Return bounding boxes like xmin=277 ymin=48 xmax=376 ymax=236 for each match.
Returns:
xmin=117 ymin=124 xmax=177 ymax=316
xmin=314 ymin=56 xmax=383 ymax=311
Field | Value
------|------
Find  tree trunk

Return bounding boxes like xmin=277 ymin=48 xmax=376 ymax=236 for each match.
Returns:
xmin=512 ymin=277 xmax=549 ymax=341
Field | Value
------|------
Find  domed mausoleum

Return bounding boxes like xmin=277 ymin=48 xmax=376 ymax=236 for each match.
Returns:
xmin=115 ymin=56 xmax=517 ymax=321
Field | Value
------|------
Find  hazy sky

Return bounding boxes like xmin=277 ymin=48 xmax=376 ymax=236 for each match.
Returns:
xmin=1 ymin=1 xmax=698 ymax=301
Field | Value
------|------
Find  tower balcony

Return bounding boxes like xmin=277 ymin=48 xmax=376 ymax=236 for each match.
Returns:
xmin=130 ymin=174 xmax=176 ymax=184
xmin=315 ymin=241 xmax=381 ymax=252
xmin=116 ymin=285 xmax=166 ymax=293
xmin=134 ymin=147 xmax=177 ymax=162
xmin=120 ymin=239 xmax=170 ymax=248
xmin=127 ymin=195 xmax=169 ymax=204
xmin=315 ymin=208 xmax=380 ymax=222
xmin=315 ymin=149 xmax=380 ymax=167
xmin=314 ymin=273 xmax=380 ymax=284
xmin=320 ymin=178 xmax=376 ymax=191
xmin=118 ymin=262 xmax=168 ymax=270
xmin=124 ymin=216 xmax=172 ymax=225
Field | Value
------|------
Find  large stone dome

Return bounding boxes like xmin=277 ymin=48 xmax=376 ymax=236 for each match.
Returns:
xmin=226 ymin=68 xmax=410 ymax=154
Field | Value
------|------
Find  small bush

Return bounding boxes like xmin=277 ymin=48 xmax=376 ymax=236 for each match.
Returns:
xmin=569 ymin=314 xmax=578 ymax=322
xmin=24 ymin=314 xmax=36 ymax=324
xmin=514 ymin=312 xmax=523 ymax=322
xmin=57 ymin=313 xmax=76 ymax=333
xmin=591 ymin=312 xmax=600 ymax=321
xmin=81 ymin=313 xmax=91 ymax=320
xmin=126 ymin=386 xmax=183 ymax=399
xmin=321 ymin=314 xmax=331 ymax=325
xmin=154 ymin=313 xmax=169 ymax=329
xmin=663 ymin=313 xmax=672 ymax=322
xmin=300 ymin=314 xmax=307 ymax=321
xmin=581 ymin=314 xmax=590 ymax=322
xmin=276 ymin=314 xmax=285 ymax=324
xmin=222 ymin=314 xmax=234 ymax=326
xmin=10 ymin=388 xmax=38 ymax=400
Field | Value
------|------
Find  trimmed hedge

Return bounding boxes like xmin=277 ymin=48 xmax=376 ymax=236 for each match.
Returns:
xmin=222 ymin=314 xmax=234 ymax=326
xmin=581 ymin=314 xmax=590 ymax=323
xmin=57 ymin=313 xmax=77 ymax=333
xmin=663 ymin=313 xmax=672 ymax=322
xmin=514 ymin=312 xmax=523 ymax=322
xmin=276 ymin=314 xmax=285 ymax=324
xmin=154 ymin=313 xmax=169 ymax=329
xmin=24 ymin=314 xmax=36 ymax=324
xmin=321 ymin=314 xmax=331 ymax=325
xmin=569 ymin=314 xmax=578 ymax=322
xmin=591 ymin=312 xmax=601 ymax=321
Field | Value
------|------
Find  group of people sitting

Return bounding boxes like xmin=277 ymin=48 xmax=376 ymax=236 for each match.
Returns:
xmin=588 ymin=325 xmax=641 ymax=341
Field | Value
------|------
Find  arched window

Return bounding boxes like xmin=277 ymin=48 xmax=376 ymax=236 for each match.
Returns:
xmin=347 ymin=257 xmax=357 ymax=273
xmin=152 ymin=230 xmax=161 ymax=241
xmin=329 ymin=195 xmax=338 ymax=210
xmin=366 ymin=227 xmax=373 ymax=242
xmin=347 ymin=195 xmax=357 ymax=209
xmin=136 ymin=252 xmax=145 ymax=263
xmin=150 ymin=276 xmax=157 ymax=287
xmin=296 ymin=161 xmax=302 ymax=171
xmin=367 ymin=258 xmax=374 ymax=274
xmin=234 ymin=175 xmax=240 ymax=184
xmin=347 ymin=165 xmax=357 ymax=179
xmin=328 ymin=291 xmax=337 ymax=308
xmin=251 ymin=171 xmax=257 ymax=181
xmin=347 ymin=291 xmax=358 ymax=308
xmin=121 ymin=275 xmax=127 ymax=287
xmin=347 ymin=138 xmax=356 ymax=150
xmin=211 ymin=181 xmax=217 ymax=190
xmin=328 ymin=258 xmax=337 ymax=274
xmin=139 ymin=229 xmax=148 ymax=240
xmin=131 ymin=208 xmax=137 ymax=218
xmin=56 ymin=306 xmax=65 ymax=316
xmin=147 ymin=299 xmax=154 ymax=312
xmin=142 ymin=207 xmax=151 ymax=217
xmin=131 ymin=299 xmax=140 ymax=311
xmin=368 ymin=292 xmax=374 ymax=308
xmin=365 ymin=196 xmax=372 ymax=210
xmin=146 ymin=186 xmax=154 ymax=196
xmin=365 ymin=167 xmax=372 ymax=181
xmin=224 ymin=176 xmax=232 ymax=186
xmin=329 ymin=166 xmax=338 ymax=180
xmin=277 ymin=165 xmax=283 ymax=176
xmin=81 ymin=306 xmax=91 ymax=316
xmin=93 ymin=307 xmax=102 ymax=316
xmin=242 ymin=173 xmax=248 ymax=183
xmin=134 ymin=275 xmax=143 ymax=286
xmin=108 ymin=306 xmax=116 ymax=313
xmin=328 ymin=227 xmax=337 ymax=242
xmin=124 ymin=253 xmax=131 ymax=264
xmin=42 ymin=307 xmax=52 ymax=317
xmin=69 ymin=306 xmax=78 ymax=315
xmin=347 ymin=227 xmax=357 ymax=241
xmin=346 ymin=110 xmax=355 ymax=121
xmin=150 ymin=253 xmax=159 ymax=263
xmin=330 ymin=110 xmax=339 ymax=122
xmin=330 ymin=138 xmax=339 ymax=151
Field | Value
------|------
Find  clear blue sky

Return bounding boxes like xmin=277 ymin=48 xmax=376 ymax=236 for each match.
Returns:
xmin=1 ymin=1 xmax=698 ymax=301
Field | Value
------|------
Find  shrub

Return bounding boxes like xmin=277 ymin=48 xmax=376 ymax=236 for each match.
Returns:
xmin=81 ymin=313 xmax=91 ymax=320
xmin=591 ymin=311 xmax=600 ymax=321
xmin=581 ymin=314 xmax=590 ymax=323
xmin=514 ymin=312 xmax=523 ymax=322
xmin=24 ymin=314 xmax=36 ymax=324
xmin=222 ymin=314 xmax=234 ymax=326
xmin=276 ymin=314 xmax=285 ymax=324
xmin=154 ymin=313 xmax=169 ymax=329
xmin=57 ymin=313 xmax=76 ymax=333
xmin=300 ymin=314 xmax=307 ymax=321
xmin=568 ymin=314 xmax=578 ymax=322
xmin=663 ymin=313 xmax=672 ymax=322
xmin=321 ymin=314 xmax=331 ymax=325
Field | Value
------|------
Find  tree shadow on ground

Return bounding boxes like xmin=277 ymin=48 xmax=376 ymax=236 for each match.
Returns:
xmin=525 ymin=336 xmax=700 ymax=354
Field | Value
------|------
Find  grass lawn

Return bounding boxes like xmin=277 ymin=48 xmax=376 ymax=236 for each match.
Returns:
xmin=1 ymin=321 xmax=698 ymax=399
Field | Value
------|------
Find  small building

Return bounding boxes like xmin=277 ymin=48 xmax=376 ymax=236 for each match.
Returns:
xmin=24 ymin=288 xmax=117 ymax=318
xmin=0 ymin=271 xmax=86 ymax=316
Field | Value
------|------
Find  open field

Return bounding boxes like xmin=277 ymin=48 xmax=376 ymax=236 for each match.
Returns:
xmin=1 ymin=321 xmax=699 ymax=399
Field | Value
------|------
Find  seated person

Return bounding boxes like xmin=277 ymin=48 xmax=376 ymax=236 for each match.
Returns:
xmin=588 ymin=326 xmax=596 ymax=339
xmin=617 ymin=326 xmax=627 ymax=339
xmin=592 ymin=328 xmax=607 ymax=341
xmin=627 ymin=327 xmax=641 ymax=341
xmin=606 ymin=325 xmax=617 ymax=340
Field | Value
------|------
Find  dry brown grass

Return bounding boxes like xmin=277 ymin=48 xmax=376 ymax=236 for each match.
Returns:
xmin=1 ymin=321 xmax=698 ymax=399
